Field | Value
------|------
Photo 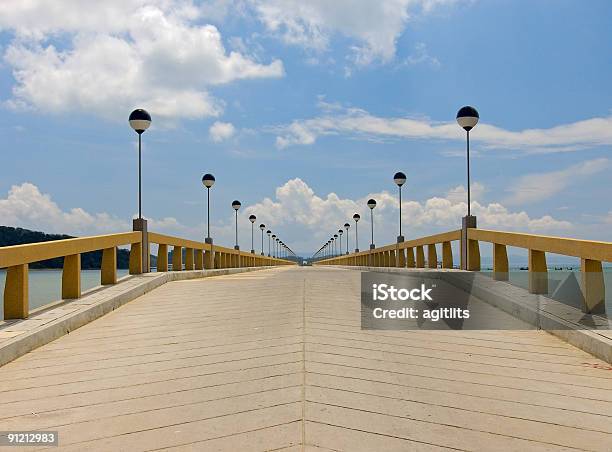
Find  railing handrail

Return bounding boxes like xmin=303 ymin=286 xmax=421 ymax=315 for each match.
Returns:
xmin=316 ymin=229 xmax=460 ymax=262
xmin=148 ymin=232 xmax=293 ymax=262
xmin=469 ymin=229 xmax=612 ymax=262
xmin=0 ymin=231 xmax=141 ymax=269
xmin=148 ymin=232 xmax=211 ymax=251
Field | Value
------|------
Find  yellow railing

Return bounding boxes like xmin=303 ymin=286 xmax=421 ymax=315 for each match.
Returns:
xmin=315 ymin=230 xmax=461 ymax=269
xmin=314 ymin=228 xmax=611 ymax=313
xmin=1 ymin=231 xmax=294 ymax=320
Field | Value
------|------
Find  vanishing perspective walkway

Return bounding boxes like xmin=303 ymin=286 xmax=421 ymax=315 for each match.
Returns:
xmin=0 ymin=267 xmax=611 ymax=451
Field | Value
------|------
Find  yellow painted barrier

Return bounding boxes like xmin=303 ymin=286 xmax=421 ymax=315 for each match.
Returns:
xmin=1 ymin=231 xmax=295 ymax=320
xmin=315 ymin=227 xmax=611 ymax=314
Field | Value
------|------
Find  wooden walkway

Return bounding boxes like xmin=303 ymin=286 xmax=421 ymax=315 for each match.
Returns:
xmin=0 ymin=267 xmax=610 ymax=451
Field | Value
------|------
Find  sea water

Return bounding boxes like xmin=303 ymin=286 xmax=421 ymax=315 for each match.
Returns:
xmin=0 ymin=269 xmax=129 ymax=319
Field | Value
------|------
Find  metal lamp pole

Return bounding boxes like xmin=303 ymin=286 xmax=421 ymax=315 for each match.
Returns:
xmin=344 ymin=223 xmax=350 ymax=255
xmin=367 ymin=199 xmax=376 ymax=249
xmin=232 ymin=200 xmax=241 ymax=250
xmin=353 ymin=214 xmax=360 ymax=252
xmin=259 ymin=224 xmax=265 ymax=255
xmin=456 ymin=106 xmax=480 ymax=269
xmin=249 ymin=215 xmax=256 ymax=253
xmin=393 ymin=172 xmax=406 ymax=243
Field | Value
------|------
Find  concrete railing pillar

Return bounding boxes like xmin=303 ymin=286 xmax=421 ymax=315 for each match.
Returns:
xmin=416 ymin=246 xmax=425 ymax=268
xmin=133 ymin=218 xmax=150 ymax=273
xmin=460 ymin=215 xmax=476 ymax=270
xmin=442 ymin=242 xmax=453 ymax=269
xmin=101 ymin=247 xmax=117 ymax=285
xmin=528 ymin=249 xmax=547 ymax=294
xmin=62 ymin=254 xmax=81 ymax=299
xmin=195 ymin=249 xmax=204 ymax=270
xmin=3 ymin=264 xmax=28 ymax=319
xmin=172 ymin=245 xmax=183 ymax=271
xmin=427 ymin=244 xmax=437 ymax=269
xmin=581 ymin=259 xmax=605 ymax=314
xmin=185 ymin=248 xmax=194 ymax=270
xmin=157 ymin=244 xmax=168 ymax=272
xmin=493 ymin=243 xmax=509 ymax=280
xmin=129 ymin=241 xmax=142 ymax=275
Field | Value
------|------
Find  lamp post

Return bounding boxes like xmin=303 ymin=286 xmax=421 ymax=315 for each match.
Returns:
xmin=129 ymin=109 xmax=151 ymax=220
xmin=367 ymin=199 xmax=376 ymax=249
xmin=333 ymin=234 xmax=338 ymax=256
xmin=249 ymin=215 xmax=256 ymax=253
xmin=232 ymin=200 xmax=241 ymax=250
xmin=267 ymin=230 xmax=272 ymax=256
xmin=271 ymin=234 xmax=276 ymax=257
xmin=353 ymin=213 xmax=360 ymax=252
xmin=344 ymin=223 xmax=350 ymax=255
xmin=457 ymin=105 xmax=479 ymax=270
xmin=129 ymin=109 xmax=152 ymax=273
xmin=456 ymin=106 xmax=479 ymax=217
xmin=338 ymin=229 xmax=343 ymax=255
xmin=276 ymin=238 xmax=280 ymax=258
xmin=394 ymin=172 xmax=406 ymax=243
xmin=259 ymin=224 xmax=266 ymax=255
xmin=202 ymin=174 xmax=215 ymax=244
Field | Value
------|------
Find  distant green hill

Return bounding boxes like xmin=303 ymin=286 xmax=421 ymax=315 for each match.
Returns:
xmin=0 ymin=226 xmax=136 ymax=269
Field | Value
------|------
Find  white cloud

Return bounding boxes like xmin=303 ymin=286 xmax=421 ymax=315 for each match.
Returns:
xmin=209 ymin=121 xmax=236 ymax=142
xmin=242 ymin=178 xmax=572 ymax=253
xmin=249 ymin=0 xmax=457 ymax=66
xmin=272 ymin=103 xmax=612 ymax=153
xmin=1 ymin=179 xmax=593 ymax=255
xmin=0 ymin=182 xmax=190 ymax=238
xmin=402 ymin=42 xmax=440 ymax=67
xmin=1 ymin=1 xmax=284 ymax=120
xmin=504 ymin=158 xmax=610 ymax=205
xmin=445 ymin=182 xmax=485 ymax=204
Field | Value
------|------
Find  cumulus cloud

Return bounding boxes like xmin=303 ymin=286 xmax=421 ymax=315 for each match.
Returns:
xmin=249 ymin=0 xmax=457 ymax=66
xmin=504 ymin=158 xmax=610 ymax=205
xmin=241 ymin=178 xmax=572 ymax=253
xmin=272 ymin=103 xmax=612 ymax=153
xmin=209 ymin=121 xmax=236 ymax=142
xmin=0 ymin=183 xmax=190 ymax=238
xmin=0 ymin=179 xmax=589 ymax=255
xmin=1 ymin=1 xmax=284 ymax=120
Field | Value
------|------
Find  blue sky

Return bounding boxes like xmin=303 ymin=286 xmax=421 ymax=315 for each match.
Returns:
xmin=0 ymin=0 xmax=610 ymax=255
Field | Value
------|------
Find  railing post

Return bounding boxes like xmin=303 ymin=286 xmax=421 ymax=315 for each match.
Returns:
xmin=172 ymin=245 xmax=183 ymax=271
xmin=133 ymin=218 xmax=150 ymax=273
xmin=4 ymin=264 xmax=28 ymax=319
xmin=195 ymin=249 xmax=204 ymax=270
xmin=101 ymin=247 xmax=117 ymax=285
xmin=185 ymin=248 xmax=194 ymax=270
xmin=62 ymin=254 xmax=81 ymax=299
xmin=493 ymin=243 xmax=509 ymax=280
xmin=427 ymin=244 xmax=437 ymax=269
xmin=129 ymin=241 xmax=142 ymax=274
xmin=528 ymin=249 xmax=548 ymax=294
xmin=416 ymin=246 xmax=425 ymax=268
xmin=461 ymin=215 xmax=477 ymax=270
xmin=442 ymin=242 xmax=453 ymax=269
xmin=468 ymin=239 xmax=481 ymax=271
xmin=581 ymin=259 xmax=605 ymax=314
xmin=388 ymin=250 xmax=395 ymax=267
xmin=406 ymin=247 xmax=415 ymax=268
xmin=157 ymin=244 xmax=168 ymax=272
xmin=397 ymin=247 xmax=405 ymax=268
xmin=204 ymin=247 xmax=214 ymax=269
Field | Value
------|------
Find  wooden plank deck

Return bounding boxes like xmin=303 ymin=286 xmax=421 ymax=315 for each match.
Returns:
xmin=0 ymin=267 xmax=610 ymax=451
